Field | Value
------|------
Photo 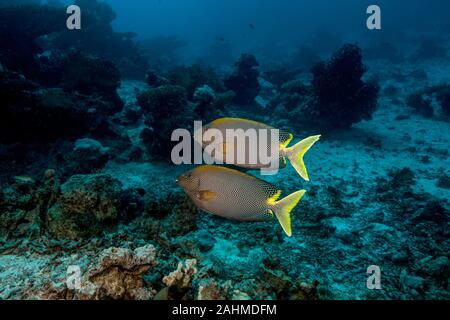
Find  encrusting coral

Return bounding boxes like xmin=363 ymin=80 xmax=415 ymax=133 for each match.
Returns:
xmin=161 ymin=259 xmax=198 ymax=299
xmin=47 ymin=174 xmax=123 ymax=239
xmin=137 ymin=85 xmax=194 ymax=159
xmin=74 ymin=245 xmax=158 ymax=300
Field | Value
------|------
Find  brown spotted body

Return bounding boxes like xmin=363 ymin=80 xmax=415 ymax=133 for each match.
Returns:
xmin=177 ymin=165 xmax=305 ymax=236
xmin=203 ymin=118 xmax=321 ymax=181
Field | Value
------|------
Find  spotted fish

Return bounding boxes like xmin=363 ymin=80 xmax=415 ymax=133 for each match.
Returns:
xmin=203 ymin=118 xmax=321 ymax=181
xmin=177 ymin=165 xmax=305 ymax=236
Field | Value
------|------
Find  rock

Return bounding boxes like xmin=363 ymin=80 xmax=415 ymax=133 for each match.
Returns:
xmin=407 ymin=93 xmax=434 ymax=118
xmin=391 ymin=252 xmax=409 ymax=265
xmin=412 ymin=200 xmax=449 ymax=223
xmin=193 ymin=85 xmax=232 ymax=120
xmin=420 ymin=256 xmax=449 ymax=277
xmin=256 ymin=77 xmax=278 ymax=108
xmin=231 ymin=290 xmax=251 ymax=300
xmin=137 ymin=85 xmax=194 ymax=158
xmin=0 ymin=208 xmax=40 ymax=238
xmin=323 ymin=217 xmax=353 ymax=242
xmin=163 ymin=259 xmax=197 ymax=290
xmin=197 ymin=280 xmax=224 ymax=300
xmin=166 ymin=64 xmax=224 ymax=98
xmin=59 ymin=50 xmax=123 ymax=112
xmin=193 ymin=85 xmax=216 ymax=105
xmin=0 ymin=81 xmax=113 ymax=143
xmin=436 ymin=173 xmax=450 ymax=189
xmin=261 ymin=267 xmax=290 ymax=295
xmin=66 ymin=138 xmax=110 ymax=174
xmin=47 ymin=174 xmax=122 ymax=238
xmin=74 ymin=138 xmax=108 ymax=155
xmin=0 ymin=4 xmax=66 ymax=78
xmin=404 ymin=275 xmax=426 ymax=290
xmin=162 ymin=197 xmax=198 ymax=237
xmin=119 ymin=188 xmax=145 ymax=223
xmin=196 ymin=231 xmax=216 ymax=253
xmin=75 ymin=245 xmax=158 ymax=300
xmin=289 ymin=281 xmax=319 ymax=300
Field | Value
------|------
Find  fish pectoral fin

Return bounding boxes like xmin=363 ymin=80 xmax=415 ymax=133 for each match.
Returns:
xmin=197 ymin=190 xmax=218 ymax=201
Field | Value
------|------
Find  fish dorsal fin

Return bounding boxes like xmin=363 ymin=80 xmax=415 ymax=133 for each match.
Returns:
xmin=197 ymin=190 xmax=218 ymax=201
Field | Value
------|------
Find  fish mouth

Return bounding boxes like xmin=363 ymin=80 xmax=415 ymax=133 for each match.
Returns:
xmin=176 ymin=174 xmax=186 ymax=186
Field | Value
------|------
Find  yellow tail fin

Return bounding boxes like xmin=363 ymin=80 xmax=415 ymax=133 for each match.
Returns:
xmin=284 ymin=135 xmax=321 ymax=181
xmin=270 ymin=190 xmax=306 ymax=237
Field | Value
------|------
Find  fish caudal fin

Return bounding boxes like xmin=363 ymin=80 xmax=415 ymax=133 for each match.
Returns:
xmin=284 ymin=135 xmax=321 ymax=181
xmin=271 ymin=190 xmax=306 ymax=237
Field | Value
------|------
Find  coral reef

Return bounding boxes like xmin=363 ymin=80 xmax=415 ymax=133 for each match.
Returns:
xmin=406 ymin=84 xmax=450 ymax=119
xmin=192 ymin=85 xmax=234 ymax=120
xmin=166 ymin=64 xmax=224 ymax=99
xmin=0 ymin=1 xmax=449 ymax=302
xmin=47 ymin=0 xmax=149 ymax=79
xmin=0 ymin=81 xmax=114 ymax=143
xmin=262 ymin=67 xmax=301 ymax=88
xmin=74 ymin=245 xmax=158 ymax=300
xmin=435 ymin=86 xmax=450 ymax=117
xmin=163 ymin=259 xmax=197 ymax=292
xmin=47 ymin=174 xmax=122 ymax=239
xmin=137 ymin=85 xmax=194 ymax=159
xmin=307 ymin=44 xmax=380 ymax=129
xmin=269 ymin=44 xmax=380 ymax=130
xmin=225 ymin=54 xmax=261 ymax=105
xmin=0 ymin=4 xmax=66 ymax=79
xmin=407 ymin=93 xmax=434 ymax=118
xmin=65 ymin=139 xmax=110 ymax=175
xmin=58 ymin=51 xmax=123 ymax=111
